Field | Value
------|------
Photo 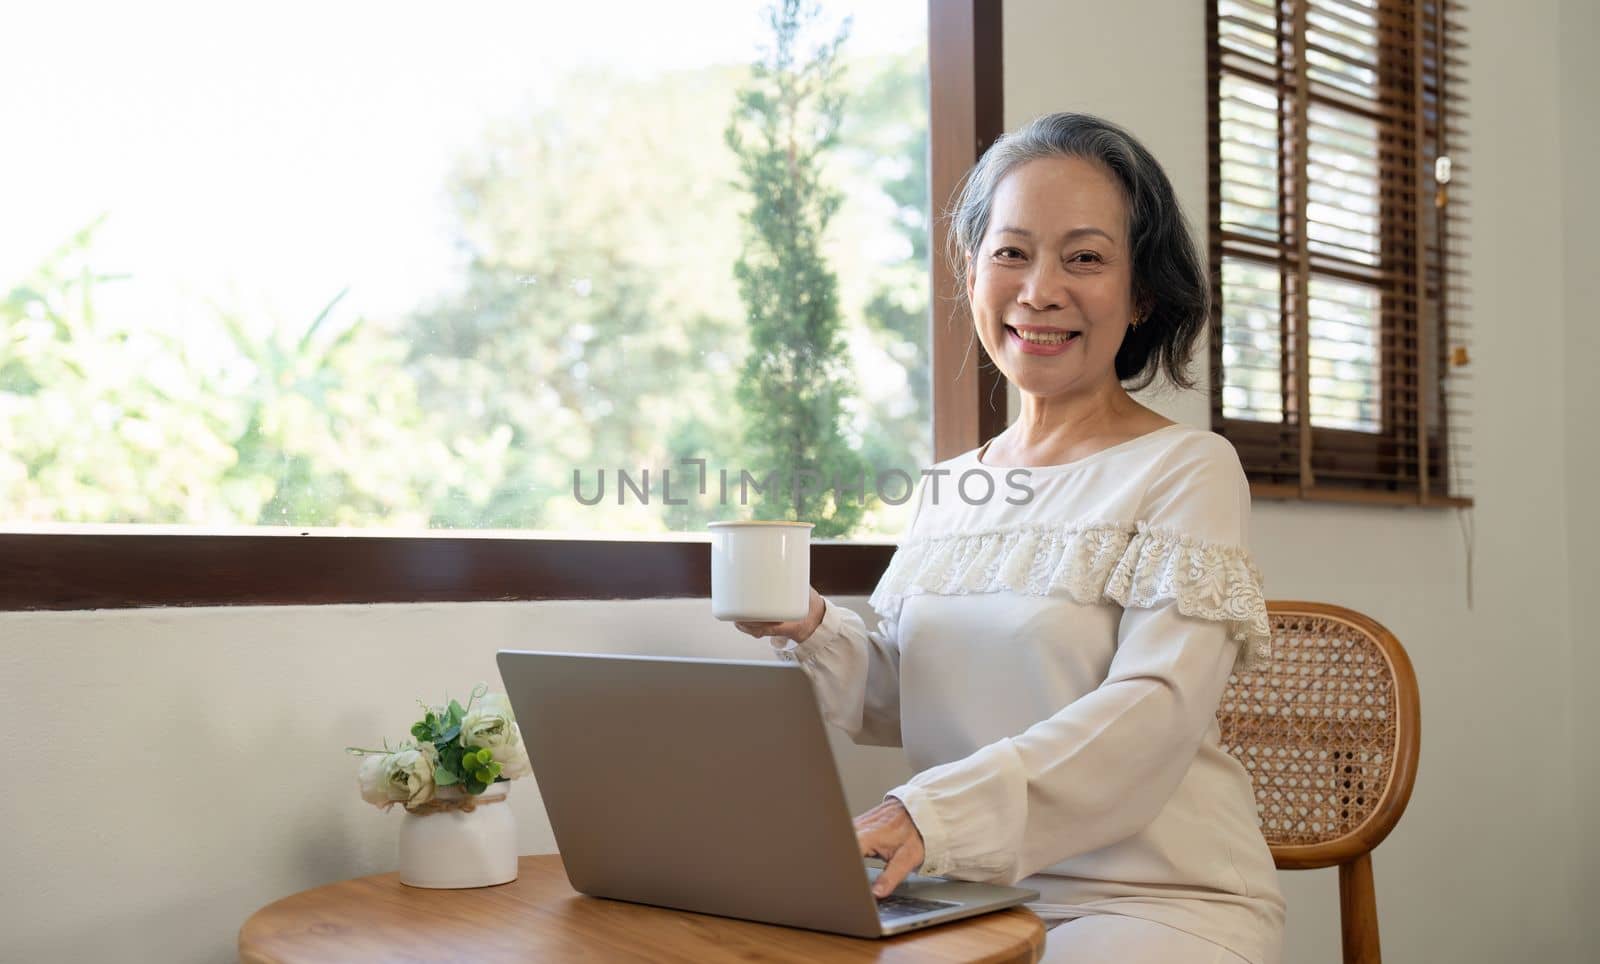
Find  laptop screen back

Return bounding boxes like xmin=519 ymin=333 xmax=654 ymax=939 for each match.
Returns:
xmin=496 ymin=650 xmax=884 ymax=937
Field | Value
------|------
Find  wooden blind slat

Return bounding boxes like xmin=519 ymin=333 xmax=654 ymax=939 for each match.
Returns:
xmin=1307 ymin=8 xmax=1379 ymax=45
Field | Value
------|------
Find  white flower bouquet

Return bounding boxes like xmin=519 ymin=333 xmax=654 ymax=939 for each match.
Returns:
xmin=348 ymin=683 xmax=532 ymax=812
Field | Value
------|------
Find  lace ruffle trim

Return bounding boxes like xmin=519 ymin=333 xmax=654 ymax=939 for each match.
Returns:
xmin=866 ymin=521 xmax=1271 ymax=669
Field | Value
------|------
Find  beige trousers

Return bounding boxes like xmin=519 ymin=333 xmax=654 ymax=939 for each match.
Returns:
xmin=1040 ymin=914 xmax=1254 ymax=964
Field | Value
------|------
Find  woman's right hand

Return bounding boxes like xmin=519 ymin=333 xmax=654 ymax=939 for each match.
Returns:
xmin=732 ymin=587 xmax=827 ymax=644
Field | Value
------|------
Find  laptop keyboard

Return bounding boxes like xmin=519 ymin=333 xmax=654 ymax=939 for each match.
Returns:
xmin=876 ymin=894 xmax=962 ymax=922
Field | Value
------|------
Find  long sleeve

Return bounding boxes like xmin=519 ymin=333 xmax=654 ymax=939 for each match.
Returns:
xmin=763 ymin=478 xmax=934 ymax=747
xmin=769 ymin=598 xmax=904 ymax=747
xmin=887 ymin=604 xmax=1240 ymax=881
xmin=882 ymin=434 xmax=1268 ymax=883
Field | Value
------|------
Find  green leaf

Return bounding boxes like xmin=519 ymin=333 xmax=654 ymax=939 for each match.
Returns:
xmin=438 ymin=745 xmax=475 ymax=784
xmin=297 ymin=287 xmax=351 ymax=356
xmin=433 ymin=765 xmax=460 ymax=786
xmin=410 ymin=723 xmax=431 ymax=741
xmin=465 ymin=779 xmax=487 ymax=795
xmin=440 ymin=724 xmax=462 ymax=744
xmin=448 ymin=699 xmax=466 ymax=726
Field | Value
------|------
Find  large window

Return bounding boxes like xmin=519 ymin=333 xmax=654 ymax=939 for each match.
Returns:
xmin=4 ymin=1 xmax=934 ymax=537
xmin=1207 ymin=0 xmax=1472 ymax=506
xmin=1 ymin=1 xmax=1004 ymax=608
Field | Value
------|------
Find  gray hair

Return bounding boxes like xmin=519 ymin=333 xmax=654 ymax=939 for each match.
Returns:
xmin=948 ymin=112 xmax=1208 ymax=391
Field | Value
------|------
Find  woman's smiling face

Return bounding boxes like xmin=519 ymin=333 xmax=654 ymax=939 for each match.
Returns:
xmin=967 ymin=155 xmax=1138 ymax=399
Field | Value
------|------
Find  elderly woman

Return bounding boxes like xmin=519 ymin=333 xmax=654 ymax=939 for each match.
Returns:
xmin=735 ymin=112 xmax=1284 ymax=964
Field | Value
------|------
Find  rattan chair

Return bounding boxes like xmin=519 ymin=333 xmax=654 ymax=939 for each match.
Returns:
xmin=1217 ymin=601 xmax=1421 ymax=964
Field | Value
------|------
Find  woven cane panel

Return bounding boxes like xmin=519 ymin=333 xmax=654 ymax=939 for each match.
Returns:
xmin=1217 ymin=612 xmax=1398 ymax=847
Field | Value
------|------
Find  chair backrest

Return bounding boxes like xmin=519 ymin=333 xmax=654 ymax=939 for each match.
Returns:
xmin=1217 ymin=601 xmax=1421 ymax=871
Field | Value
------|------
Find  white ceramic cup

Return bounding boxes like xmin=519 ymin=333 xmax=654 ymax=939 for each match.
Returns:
xmin=708 ymin=520 xmax=813 ymax=621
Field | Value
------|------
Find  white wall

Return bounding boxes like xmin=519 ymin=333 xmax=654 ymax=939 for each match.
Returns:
xmin=0 ymin=599 xmax=909 ymax=963
xmin=1002 ymin=0 xmax=1582 ymax=962
xmin=1 ymin=2 xmax=1592 ymax=962
xmin=1560 ymin=0 xmax=1600 ymax=953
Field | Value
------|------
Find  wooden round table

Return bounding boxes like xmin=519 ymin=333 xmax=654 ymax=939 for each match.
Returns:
xmin=239 ymin=854 xmax=1044 ymax=963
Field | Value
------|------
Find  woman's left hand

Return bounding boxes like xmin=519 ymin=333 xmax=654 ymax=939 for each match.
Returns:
xmin=854 ymin=797 xmax=926 ymax=897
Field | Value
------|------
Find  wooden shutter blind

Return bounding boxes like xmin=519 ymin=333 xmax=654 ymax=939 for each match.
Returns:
xmin=1206 ymin=0 xmax=1472 ymax=507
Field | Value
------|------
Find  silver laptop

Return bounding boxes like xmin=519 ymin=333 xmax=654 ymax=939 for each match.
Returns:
xmin=496 ymin=650 xmax=1039 ymax=938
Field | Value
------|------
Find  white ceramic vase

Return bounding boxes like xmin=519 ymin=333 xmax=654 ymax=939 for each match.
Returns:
xmin=398 ymin=781 xmax=518 ymax=888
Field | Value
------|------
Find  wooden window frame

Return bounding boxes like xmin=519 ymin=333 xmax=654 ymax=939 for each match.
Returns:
xmin=0 ymin=0 xmax=1005 ymax=612
xmin=1206 ymin=0 xmax=1472 ymax=509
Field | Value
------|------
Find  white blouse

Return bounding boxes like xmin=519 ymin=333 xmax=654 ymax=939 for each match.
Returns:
xmin=769 ymin=423 xmax=1286 ymax=964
